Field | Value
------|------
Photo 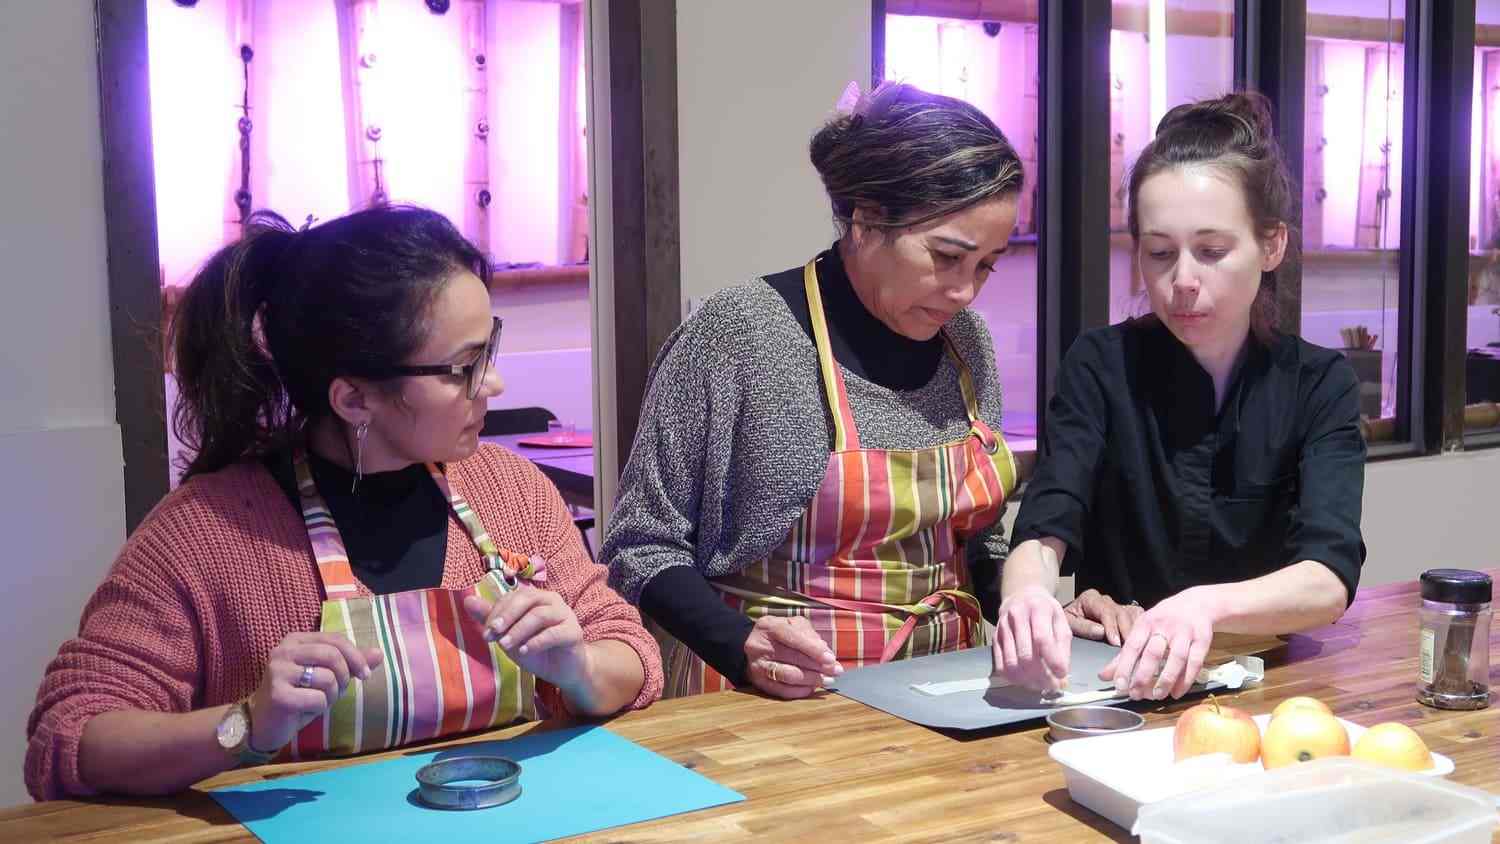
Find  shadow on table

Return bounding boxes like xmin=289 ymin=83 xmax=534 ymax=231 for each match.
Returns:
xmin=398 ymin=719 xmax=592 ymax=765
xmin=1253 ymin=629 xmax=1364 ymax=670
xmin=1041 ymin=788 xmax=1133 ymax=842
xmin=209 ymin=787 xmax=323 ymax=822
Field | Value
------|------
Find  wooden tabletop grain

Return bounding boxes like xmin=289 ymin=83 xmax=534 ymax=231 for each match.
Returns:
xmin=4 ymin=571 xmax=1496 ymax=843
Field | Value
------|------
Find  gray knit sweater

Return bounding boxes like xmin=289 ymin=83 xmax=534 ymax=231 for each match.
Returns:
xmin=603 ymin=274 xmax=1011 ymax=609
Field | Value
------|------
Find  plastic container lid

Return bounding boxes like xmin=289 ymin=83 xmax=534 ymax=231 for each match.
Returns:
xmin=1133 ymin=757 xmax=1499 ymax=844
xmin=1421 ymin=569 xmax=1493 ymax=605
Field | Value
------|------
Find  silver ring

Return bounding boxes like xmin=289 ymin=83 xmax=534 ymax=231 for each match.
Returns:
xmin=1148 ymin=632 xmax=1170 ymax=648
xmin=297 ymin=665 xmax=316 ymax=688
xmin=766 ymin=661 xmax=779 ymax=684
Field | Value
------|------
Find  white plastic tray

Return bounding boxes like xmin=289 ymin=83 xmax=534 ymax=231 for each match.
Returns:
xmin=1047 ymin=714 xmax=1456 ymax=831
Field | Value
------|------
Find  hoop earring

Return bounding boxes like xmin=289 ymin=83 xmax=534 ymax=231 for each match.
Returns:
xmin=352 ymin=420 xmax=370 ymax=494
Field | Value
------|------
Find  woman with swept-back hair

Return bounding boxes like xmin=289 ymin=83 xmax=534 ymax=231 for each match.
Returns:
xmin=605 ymin=82 xmax=1026 ymax=699
xmin=995 ymin=92 xmax=1366 ymax=703
xmin=25 ymin=205 xmax=661 ymax=801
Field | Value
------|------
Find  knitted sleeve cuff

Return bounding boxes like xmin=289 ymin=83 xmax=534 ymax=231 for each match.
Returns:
xmin=26 ymin=693 xmax=135 ymax=801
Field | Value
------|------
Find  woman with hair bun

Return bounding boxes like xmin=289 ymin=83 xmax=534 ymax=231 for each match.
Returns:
xmin=25 ymin=205 xmax=661 ymax=801
xmin=605 ymin=82 xmax=1026 ymax=699
xmin=995 ymin=92 xmax=1366 ymax=702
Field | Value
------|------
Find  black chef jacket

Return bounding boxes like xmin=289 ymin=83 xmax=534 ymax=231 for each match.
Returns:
xmin=1010 ymin=318 xmax=1366 ymax=608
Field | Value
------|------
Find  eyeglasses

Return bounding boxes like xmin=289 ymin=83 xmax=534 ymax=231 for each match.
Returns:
xmin=361 ymin=317 xmax=502 ymax=399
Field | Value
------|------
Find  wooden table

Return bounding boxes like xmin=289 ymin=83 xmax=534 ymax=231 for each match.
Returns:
xmin=5 ymin=572 xmax=1497 ymax=842
xmin=483 ymin=432 xmax=594 ymax=510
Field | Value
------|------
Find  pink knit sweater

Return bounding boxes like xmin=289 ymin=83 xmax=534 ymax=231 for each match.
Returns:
xmin=25 ymin=445 xmax=663 ymax=801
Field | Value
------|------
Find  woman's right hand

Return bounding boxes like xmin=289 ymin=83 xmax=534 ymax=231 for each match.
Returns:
xmin=991 ymin=585 xmax=1072 ymax=692
xmin=245 ymin=632 xmax=383 ymax=753
xmin=742 ymin=616 xmax=844 ymax=699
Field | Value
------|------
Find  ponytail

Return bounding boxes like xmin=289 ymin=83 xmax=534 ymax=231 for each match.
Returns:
xmin=170 ymin=212 xmax=299 ymax=479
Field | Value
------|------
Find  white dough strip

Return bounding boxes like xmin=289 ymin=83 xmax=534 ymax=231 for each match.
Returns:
xmin=909 ymin=656 xmax=1264 ymax=703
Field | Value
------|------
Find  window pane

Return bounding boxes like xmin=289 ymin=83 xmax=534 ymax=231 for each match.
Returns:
xmin=1302 ymin=1 xmax=1407 ymax=442
xmin=1467 ymin=1 xmax=1500 ymax=436
xmin=1108 ymin=1 xmax=1236 ymax=326
xmin=885 ymin=13 xmax=1041 ymax=452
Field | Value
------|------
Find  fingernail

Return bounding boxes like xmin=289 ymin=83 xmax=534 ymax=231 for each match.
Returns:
xmin=499 ymin=635 xmax=512 ymax=648
xmin=1114 ymin=678 xmax=1126 ymax=692
xmin=518 ymin=644 xmax=529 ymax=655
xmin=823 ymin=652 xmax=835 ymax=662
xmin=832 ymin=663 xmax=845 ymax=675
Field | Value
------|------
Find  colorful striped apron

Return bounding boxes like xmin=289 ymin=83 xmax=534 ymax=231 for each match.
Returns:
xmin=283 ymin=448 xmax=542 ymax=760
xmin=663 ymin=258 xmax=1019 ymax=697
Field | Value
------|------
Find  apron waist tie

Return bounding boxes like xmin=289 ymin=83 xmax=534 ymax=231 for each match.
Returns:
xmin=715 ymin=579 xmax=983 ymax=663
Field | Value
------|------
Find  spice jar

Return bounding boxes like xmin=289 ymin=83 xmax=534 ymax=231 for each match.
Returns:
xmin=1417 ymin=569 xmax=1492 ymax=710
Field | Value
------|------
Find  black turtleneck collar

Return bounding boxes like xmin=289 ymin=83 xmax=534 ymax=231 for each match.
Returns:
xmin=764 ymin=243 xmax=945 ymax=390
xmin=265 ymin=447 xmax=448 ymax=594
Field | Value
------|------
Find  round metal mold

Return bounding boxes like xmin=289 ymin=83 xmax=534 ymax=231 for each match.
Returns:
xmin=415 ymin=756 xmax=522 ymax=810
xmin=1045 ymin=705 xmax=1145 ymax=742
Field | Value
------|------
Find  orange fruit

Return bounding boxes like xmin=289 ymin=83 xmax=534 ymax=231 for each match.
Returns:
xmin=1261 ymin=709 xmax=1350 ymax=770
xmin=1271 ymin=696 xmax=1333 ymax=721
xmin=1351 ymin=722 xmax=1433 ymax=772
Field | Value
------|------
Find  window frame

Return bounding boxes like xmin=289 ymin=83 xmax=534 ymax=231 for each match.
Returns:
xmin=875 ymin=0 xmax=1492 ymax=467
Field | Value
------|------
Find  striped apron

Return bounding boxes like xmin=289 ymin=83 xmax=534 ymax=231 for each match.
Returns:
xmin=284 ymin=448 xmax=541 ymax=759
xmin=663 ymin=258 xmax=1019 ymax=696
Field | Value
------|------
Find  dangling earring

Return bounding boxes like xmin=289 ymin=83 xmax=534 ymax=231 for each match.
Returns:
xmin=352 ymin=420 xmax=370 ymax=494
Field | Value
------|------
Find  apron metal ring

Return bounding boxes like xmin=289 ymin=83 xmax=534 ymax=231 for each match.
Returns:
xmin=979 ymin=430 xmax=1000 ymax=455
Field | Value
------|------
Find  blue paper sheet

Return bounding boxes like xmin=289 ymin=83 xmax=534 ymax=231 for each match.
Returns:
xmin=210 ymin=726 xmax=743 ymax=843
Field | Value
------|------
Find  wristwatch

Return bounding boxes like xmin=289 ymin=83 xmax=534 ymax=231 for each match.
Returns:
xmin=216 ymin=699 xmax=276 ymax=766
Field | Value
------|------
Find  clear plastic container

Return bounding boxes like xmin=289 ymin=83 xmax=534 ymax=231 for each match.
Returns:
xmin=1133 ymin=757 xmax=1499 ymax=844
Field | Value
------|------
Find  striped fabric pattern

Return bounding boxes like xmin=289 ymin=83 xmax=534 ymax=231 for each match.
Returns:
xmin=664 ymin=261 xmax=1017 ymax=698
xmin=286 ymin=450 xmax=540 ymax=760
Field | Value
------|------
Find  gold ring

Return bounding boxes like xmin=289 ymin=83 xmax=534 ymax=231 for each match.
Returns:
xmin=1149 ymin=632 xmax=1169 ymax=648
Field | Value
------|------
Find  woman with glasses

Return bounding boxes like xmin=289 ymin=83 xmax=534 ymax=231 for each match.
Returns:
xmin=25 ymin=206 xmax=660 ymax=801
xmin=605 ymin=83 xmax=1023 ymax=699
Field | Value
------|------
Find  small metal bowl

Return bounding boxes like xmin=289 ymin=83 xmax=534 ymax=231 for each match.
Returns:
xmin=1046 ymin=705 xmax=1145 ymax=742
xmin=415 ymin=755 xmax=522 ymax=810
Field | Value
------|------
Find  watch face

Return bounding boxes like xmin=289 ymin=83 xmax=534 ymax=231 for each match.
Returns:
xmin=217 ymin=706 xmax=249 ymax=750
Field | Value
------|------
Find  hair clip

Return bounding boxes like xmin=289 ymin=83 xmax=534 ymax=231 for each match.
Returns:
xmin=835 ymin=80 xmax=862 ymax=116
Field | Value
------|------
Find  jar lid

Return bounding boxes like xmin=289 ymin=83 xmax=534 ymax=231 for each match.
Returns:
xmin=1420 ymin=569 xmax=1493 ymax=604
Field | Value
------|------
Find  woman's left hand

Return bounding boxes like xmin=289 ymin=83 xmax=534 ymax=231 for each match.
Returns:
xmin=1097 ymin=588 xmax=1215 ymax=700
xmin=463 ymin=584 xmax=590 ymax=692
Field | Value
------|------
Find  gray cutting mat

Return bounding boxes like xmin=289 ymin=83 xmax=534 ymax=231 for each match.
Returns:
xmin=830 ymin=640 xmax=1221 ymax=730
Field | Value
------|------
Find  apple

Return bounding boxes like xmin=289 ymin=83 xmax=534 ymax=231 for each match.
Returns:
xmin=1261 ymin=709 xmax=1350 ymax=769
xmin=1271 ymin=696 xmax=1333 ymax=721
xmin=1173 ymin=695 xmax=1261 ymax=764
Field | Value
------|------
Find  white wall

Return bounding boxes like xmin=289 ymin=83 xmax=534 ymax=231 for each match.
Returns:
xmin=676 ymin=0 xmax=872 ymax=302
xmin=0 ymin=2 xmax=126 ymax=806
xmin=1360 ymin=449 xmax=1500 ymax=586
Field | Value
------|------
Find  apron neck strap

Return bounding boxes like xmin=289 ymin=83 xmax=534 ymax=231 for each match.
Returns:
xmin=804 ymin=259 xmax=861 ymax=451
xmin=423 ymin=463 xmax=538 ymax=578
xmin=942 ymin=335 xmax=986 ymax=429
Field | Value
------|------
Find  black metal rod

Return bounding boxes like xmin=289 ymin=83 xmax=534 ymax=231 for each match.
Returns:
xmin=1036 ymin=0 xmax=1111 ymax=444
